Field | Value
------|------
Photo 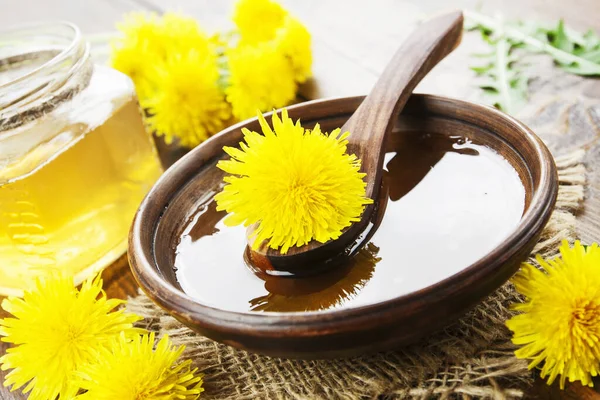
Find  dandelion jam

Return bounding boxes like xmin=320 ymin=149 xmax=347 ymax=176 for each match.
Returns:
xmin=0 ymin=24 xmax=162 ymax=296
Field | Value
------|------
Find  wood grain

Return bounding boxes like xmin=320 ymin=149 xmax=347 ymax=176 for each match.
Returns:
xmin=0 ymin=0 xmax=599 ymax=398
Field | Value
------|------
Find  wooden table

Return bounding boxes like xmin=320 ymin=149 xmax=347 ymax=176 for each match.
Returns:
xmin=1 ymin=0 xmax=599 ymax=398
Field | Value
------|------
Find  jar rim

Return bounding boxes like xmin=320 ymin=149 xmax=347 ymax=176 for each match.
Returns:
xmin=0 ymin=21 xmax=81 ymax=91
xmin=0 ymin=21 xmax=93 ymax=132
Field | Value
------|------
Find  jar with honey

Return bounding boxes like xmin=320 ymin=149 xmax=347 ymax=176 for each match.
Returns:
xmin=0 ymin=22 xmax=163 ymax=296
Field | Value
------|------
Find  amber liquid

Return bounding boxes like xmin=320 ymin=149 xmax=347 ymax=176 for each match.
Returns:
xmin=175 ymin=133 xmax=525 ymax=313
xmin=0 ymin=98 xmax=163 ymax=296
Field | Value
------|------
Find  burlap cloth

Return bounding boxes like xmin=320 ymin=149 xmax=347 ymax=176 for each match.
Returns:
xmin=127 ymin=69 xmax=594 ymax=399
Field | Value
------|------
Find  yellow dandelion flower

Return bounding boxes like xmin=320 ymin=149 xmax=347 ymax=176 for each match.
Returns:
xmin=110 ymin=12 xmax=163 ymax=100
xmin=507 ymin=240 xmax=600 ymax=389
xmin=115 ymin=12 xmax=164 ymax=49
xmin=233 ymin=0 xmax=312 ymax=83
xmin=233 ymin=0 xmax=287 ymax=45
xmin=275 ymin=16 xmax=312 ymax=83
xmin=114 ymin=12 xmax=210 ymax=60
xmin=160 ymin=12 xmax=213 ymax=55
xmin=110 ymin=43 xmax=156 ymax=100
xmin=75 ymin=333 xmax=203 ymax=400
xmin=0 ymin=275 xmax=142 ymax=400
xmin=225 ymin=43 xmax=297 ymax=120
xmin=111 ymin=12 xmax=213 ymax=102
xmin=144 ymin=49 xmax=231 ymax=148
xmin=214 ymin=109 xmax=373 ymax=254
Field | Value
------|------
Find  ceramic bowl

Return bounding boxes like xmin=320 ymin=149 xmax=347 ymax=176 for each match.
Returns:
xmin=128 ymin=94 xmax=557 ymax=359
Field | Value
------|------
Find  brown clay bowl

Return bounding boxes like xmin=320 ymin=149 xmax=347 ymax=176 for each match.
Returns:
xmin=128 ymin=94 xmax=557 ymax=359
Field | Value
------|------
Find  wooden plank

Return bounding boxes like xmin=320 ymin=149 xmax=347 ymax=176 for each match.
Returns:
xmin=0 ymin=0 xmax=149 ymax=32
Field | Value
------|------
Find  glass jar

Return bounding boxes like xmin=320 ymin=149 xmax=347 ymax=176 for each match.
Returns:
xmin=0 ymin=22 xmax=164 ymax=296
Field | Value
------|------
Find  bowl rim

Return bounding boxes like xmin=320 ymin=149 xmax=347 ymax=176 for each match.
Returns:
xmin=128 ymin=93 xmax=558 ymax=335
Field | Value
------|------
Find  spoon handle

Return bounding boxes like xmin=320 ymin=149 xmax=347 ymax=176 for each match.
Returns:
xmin=344 ymin=11 xmax=464 ymax=198
xmin=244 ymin=11 xmax=464 ymax=268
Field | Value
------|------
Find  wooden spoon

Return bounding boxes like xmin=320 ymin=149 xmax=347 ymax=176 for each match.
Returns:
xmin=247 ymin=11 xmax=464 ymax=276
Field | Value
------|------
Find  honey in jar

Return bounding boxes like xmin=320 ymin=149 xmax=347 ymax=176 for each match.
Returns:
xmin=0 ymin=23 xmax=163 ymax=296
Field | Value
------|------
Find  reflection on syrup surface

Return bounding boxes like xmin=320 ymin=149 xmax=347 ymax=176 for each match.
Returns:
xmin=174 ymin=133 xmax=525 ymax=313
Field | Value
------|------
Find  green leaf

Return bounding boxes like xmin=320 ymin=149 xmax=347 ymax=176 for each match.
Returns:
xmin=468 ymin=19 xmax=528 ymax=115
xmin=583 ymin=29 xmax=600 ymax=49
xmin=549 ymin=20 xmax=573 ymax=52
xmin=537 ymin=19 xmax=600 ymax=74
xmin=581 ymin=49 xmax=600 ymax=63
xmin=560 ymin=62 xmax=600 ymax=76
xmin=465 ymin=10 xmax=600 ymax=78
xmin=470 ymin=64 xmax=493 ymax=74
xmin=470 ymin=51 xmax=496 ymax=58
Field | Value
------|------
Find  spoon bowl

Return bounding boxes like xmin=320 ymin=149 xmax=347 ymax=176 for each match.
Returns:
xmin=128 ymin=94 xmax=557 ymax=359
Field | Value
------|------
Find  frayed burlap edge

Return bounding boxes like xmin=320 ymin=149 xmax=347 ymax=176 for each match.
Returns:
xmin=127 ymin=149 xmax=586 ymax=400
